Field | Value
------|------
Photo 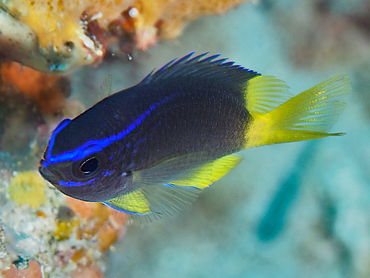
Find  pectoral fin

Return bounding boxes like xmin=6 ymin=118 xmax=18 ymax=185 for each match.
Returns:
xmin=104 ymin=154 xmax=242 ymax=222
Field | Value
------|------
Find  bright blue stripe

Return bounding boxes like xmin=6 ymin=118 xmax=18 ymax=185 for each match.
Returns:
xmin=41 ymin=160 xmax=50 ymax=168
xmin=59 ymin=177 xmax=97 ymax=187
xmin=46 ymin=119 xmax=72 ymax=163
xmin=47 ymin=99 xmax=168 ymax=164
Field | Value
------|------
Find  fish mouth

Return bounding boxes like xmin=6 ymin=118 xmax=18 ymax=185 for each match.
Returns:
xmin=39 ymin=160 xmax=58 ymax=185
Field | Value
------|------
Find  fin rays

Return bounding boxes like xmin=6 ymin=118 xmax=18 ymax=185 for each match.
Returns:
xmin=104 ymin=154 xmax=242 ymax=222
xmin=272 ymin=74 xmax=350 ymax=133
xmin=245 ymin=74 xmax=351 ymax=147
xmin=140 ymin=52 xmax=259 ymax=86
xmin=246 ymin=76 xmax=293 ymax=113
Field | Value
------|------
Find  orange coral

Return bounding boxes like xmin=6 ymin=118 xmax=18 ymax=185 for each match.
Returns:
xmin=65 ymin=197 xmax=126 ymax=254
xmin=0 ymin=62 xmax=70 ymax=116
xmin=1 ymin=260 xmax=42 ymax=278
xmin=116 ymin=0 xmax=253 ymax=50
xmin=98 ymin=222 xmax=119 ymax=252
xmin=0 ymin=62 xmax=73 ymax=153
xmin=1 ymin=0 xmax=134 ymax=72
xmin=70 ymin=264 xmax=105 ymax=278
xmin=0 ymin=0 xmax=254 ymax=72
xmin=6 ymin=0 xmax=133 ymax=49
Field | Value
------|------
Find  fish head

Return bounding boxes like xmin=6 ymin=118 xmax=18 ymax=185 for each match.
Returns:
xmin=39 ymin=118 xmax=132 ymax=202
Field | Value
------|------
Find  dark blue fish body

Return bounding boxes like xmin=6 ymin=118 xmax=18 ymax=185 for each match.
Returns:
xmin=39 ymin=52 xmax=350 ymax=220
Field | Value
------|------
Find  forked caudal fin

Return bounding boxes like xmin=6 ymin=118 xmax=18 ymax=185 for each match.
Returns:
xmin=244 ymin=74 xmax=351 ymax=148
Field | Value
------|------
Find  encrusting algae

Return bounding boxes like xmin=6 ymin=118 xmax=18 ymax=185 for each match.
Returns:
xmin=4 ymin=0 xmax=129 ymax=51
xmin=65 ymin=198 xmax=127 ymax=252
xmin=1 ymin=259 xmax=43 ymax=278
xmin=53 ymin=217 xmax=80 ymax=241
xmin=0 ymin=0 xmax=253 ymax=71
xmin=0 ymin=62 xmax=71 ymax=116
xmin=0 ymin=61 xmax=74 ymax=155
xmin=127 ymin=0 xmax=256 ymax=50
xmin=1 ymin=168 xmax=126 ymax=277
xmin=0 ymin=0 xmax=132 ymax=72
xmin=7 ymin=171 xmax=46 ymax=209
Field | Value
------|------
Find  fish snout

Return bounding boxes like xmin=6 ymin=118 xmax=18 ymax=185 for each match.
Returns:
xmin=39 ymin=160 xmax=58 ymax=186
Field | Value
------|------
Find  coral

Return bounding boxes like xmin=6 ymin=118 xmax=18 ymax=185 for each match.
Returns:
xmin=7 ymin=171 xmax=46 ymax=209
xmin=70 ymin=264 xmax=105 ymax=278
xmin=53 ymin=217 xmax=80 ymax=241
xmin=1 ymin=259 xmax=43 ymax=278
xmin=0 ymin=61 xmax=73 ymax=154
xmin=0 ymin=7 xmax=50 ymax=72
xmin=5 ymin=1 xmax=124 ymax=50
xmin=0 ymin=0 xmax=253 ymax=71
xmin=0 ymin=0 xmax=134 ymax=72
xmin=113 ymin=0 xmax=253 ymax=50
xmin=0 ymin=62 xmax=71 ymax=115
xmin=0 ymin=61 xmax=124 ymax=274
xmin=1 ymin=170 xmax=127 ymax=277
xmin=66 ymin=197 xmax=127 ymax=252
xmin=66 ymin=196 xmax=105 ymax=220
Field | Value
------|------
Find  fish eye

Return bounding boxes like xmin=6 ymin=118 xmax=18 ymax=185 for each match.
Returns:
xmin=72 ymin=153 xmax=107 ymax=180
xmin=80 ymin=157 xmax=99 ymax=175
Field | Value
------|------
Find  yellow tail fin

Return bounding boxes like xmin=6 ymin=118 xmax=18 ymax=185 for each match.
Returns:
xmin=245 ymin=74 xmax=351 ymax=148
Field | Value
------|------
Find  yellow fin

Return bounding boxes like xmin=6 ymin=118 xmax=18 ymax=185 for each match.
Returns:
xmin=105 ymin=154 xmax=242 ymax=222
xmin=135 ymin=155 xmax=241 ymax=221
xmin=167 ymin=154 xmax=242 ymax=189
xmin=105 ymin=185 xmax=203 ymax=222
xmin=104 ymin=190 xmax=151 ymax=215
xmin=245 ymin=74 xmax=351 ymax=148
xmin=245 ymin=76 xmax=293 ymax=113
xmin=133 ymin=153 xmax=241 ymax=189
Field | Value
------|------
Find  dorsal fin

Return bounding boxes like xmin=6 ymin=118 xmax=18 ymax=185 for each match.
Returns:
xmin=139 ymin=52 xmax=260 ymax=86
xmin=100 ymin=74 xmax=112 ymax=98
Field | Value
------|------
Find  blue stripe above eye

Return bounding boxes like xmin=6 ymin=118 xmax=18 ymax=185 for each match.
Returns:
xmin=47 ymin=119 xmax=72 ymax=155
xmin=46 ymin=98 xmax=170 ymax=164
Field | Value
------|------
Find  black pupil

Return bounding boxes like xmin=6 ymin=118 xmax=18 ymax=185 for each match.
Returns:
xmin=80 ymin=157 xmax=99 ymax=174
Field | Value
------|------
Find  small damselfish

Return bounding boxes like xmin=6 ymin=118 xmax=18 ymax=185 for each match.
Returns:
xmin=39 ymin=52 xmax=351 ymax=221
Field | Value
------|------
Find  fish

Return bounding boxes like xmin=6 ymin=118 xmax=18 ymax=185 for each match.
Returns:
xmin=39 ymin=52 xmax=351 ymax=221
